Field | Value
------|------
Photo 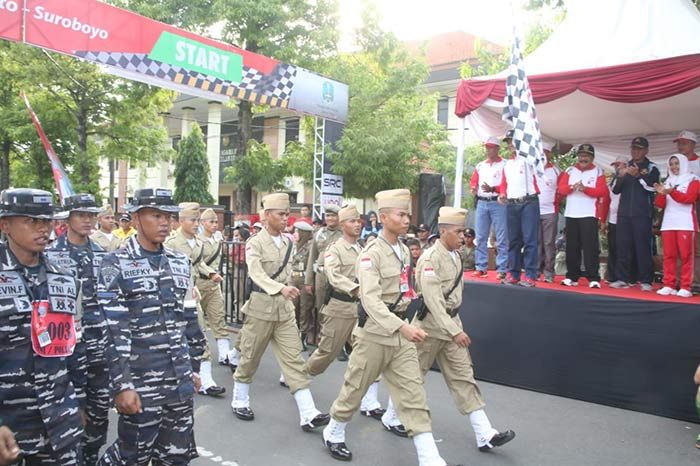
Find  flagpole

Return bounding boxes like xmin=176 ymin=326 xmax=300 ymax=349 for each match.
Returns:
xmin=453 ymin=117 xmax=466 ymax=208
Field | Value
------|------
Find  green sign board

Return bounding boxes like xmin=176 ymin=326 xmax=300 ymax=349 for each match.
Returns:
xmin=149 ymin=31 xmax=243 ymax=83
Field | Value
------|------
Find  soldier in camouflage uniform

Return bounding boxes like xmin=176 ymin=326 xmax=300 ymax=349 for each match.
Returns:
xmin=97 ymin=188 xmax=207 ymax=465
xmin=47 ymin=194 xmax=109 ymax=465
xmin=0 ymin=188 xmax=84 ymax=465
xmin=165 ymin=203 xmax=225 ymax=397
xmin=304 ymin=205 xmax=342 ymax=342
xmin=290 ymin=220 xmax=314 ymax=345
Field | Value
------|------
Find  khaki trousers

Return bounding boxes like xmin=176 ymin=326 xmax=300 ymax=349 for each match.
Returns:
xmin=330 ymin=338 xmax=432 ymax=436
xmin=305 ymin=314 xmax=356 ymax=376
xmin=291 ymin=274 xmax=315 ymax=335
xmin=234 ymin=315 xmax=310 ymax=394
xmin=416 ymin=336 xmax=485 ymax=415
xmin=198 ymin=280 xmax=228 ymax=339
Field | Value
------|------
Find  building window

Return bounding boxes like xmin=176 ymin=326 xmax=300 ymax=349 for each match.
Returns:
xmin=437 ymin=97 xmax=449 ymax=127
xmin=285 ymin=118 xmax=300 ymax=144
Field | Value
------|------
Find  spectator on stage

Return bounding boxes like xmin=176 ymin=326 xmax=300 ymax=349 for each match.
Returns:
xmin=461 ymin=228 xmax=476 ymax=271
xmin=674 ymin=130 xmax=700 ymax=293
xmin=654 ymin=154 xmax=699 ymax=298
xmin=557 ymin=144 xmax=609 ymax=288
xmin=498 ymin=131 xmax=540 ymax=287
xmin=537 ymin=141 xmax=561 ymax=282
xmin=470 ymin=136 xmax=508 ymax=279
xmin=604 ymin=158 xmax=624 ymax=283
xmin=360 ymin=210 xmax=382 ymax=239
xmin=610 ymin=137 xmax=660 ymax=291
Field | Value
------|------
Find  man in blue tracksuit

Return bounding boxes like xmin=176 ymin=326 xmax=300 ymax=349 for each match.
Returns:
xmin=610 ymin=137 xmax=660 ymax=291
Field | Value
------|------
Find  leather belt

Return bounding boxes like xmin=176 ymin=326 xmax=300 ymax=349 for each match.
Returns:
xmin=477 ymin=196 xmax=498 ymax=202
xmin=507 ymin=194 xmax=538 ymax=204
xmin=330 ymin=290 xmax=359 ymax=303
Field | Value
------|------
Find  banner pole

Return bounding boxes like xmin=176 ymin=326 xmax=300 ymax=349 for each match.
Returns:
xmin=21 ymin=0 xmax=27 ymax=43
xmin=453 ymin=117 xmax=466 ymax=208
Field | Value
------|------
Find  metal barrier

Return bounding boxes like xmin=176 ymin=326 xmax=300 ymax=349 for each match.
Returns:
xmin=221 ymin=240 xmax=248 ymax=325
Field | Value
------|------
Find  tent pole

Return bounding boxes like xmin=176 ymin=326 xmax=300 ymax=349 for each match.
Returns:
xmin=453 ymin=117 xmax=466 ymax=208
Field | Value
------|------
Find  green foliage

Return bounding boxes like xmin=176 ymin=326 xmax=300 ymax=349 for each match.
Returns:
xmin=317 ymin=6 xmax=450 ymax=198
xmin=173 ymin=125 xmax=215 ymax=204
xmin=224 ymin=140 xmax=289 ymax=192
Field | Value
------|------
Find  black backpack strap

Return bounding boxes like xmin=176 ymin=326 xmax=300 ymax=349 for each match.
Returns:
xmin=205 ymin=242 xmax=222 ymax=266
xmin=445 ymin=251 xmax=464 ymax=298
xmin=270 ymin=240 xmax=293 ymax=281
xmin=191 ymin=245 xmax=205 ymax=267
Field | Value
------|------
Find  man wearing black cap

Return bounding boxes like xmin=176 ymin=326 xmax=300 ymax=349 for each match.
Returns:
xmin=97 ymin=188 xmax=207 ymax=465
xmin=47 ymin=193 xmax=110 ymax=464
xmin=417 ymin=224 xmax=430 ymax=250
xmin=0 ymin=188 xmax=84 ymax=465
xmin=610 ymin=137 xmax=660 ymax=291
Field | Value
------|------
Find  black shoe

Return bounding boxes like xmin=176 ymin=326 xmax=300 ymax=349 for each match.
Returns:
xmin=479 ymin=430 xmax=516 ymax=452
xmin=360 ymin=408 xmax=386 ymax=420
xmin=383 ymin=423 xmax=408 ymax=437
xmin=199 ymin=385 xmax=226 ymax=397
xmin=301 ymin=333 xmax=308 ymax=352
xmin=336 ymin=350 xmax=348 ymax=362
xmin=324 ymin=438 xmax=353 ymax=462
xmin=301 ymin=413 xmax=331 ymax=432
xmin=218 ymin=357 xmax=229 ymax=366
xmin=280 ymin=380 xmax=289 ymax=388
xmin=228 ymin=362 xmax=238 ymax=373
xmin=232 ymin=407 xmax=255 ymax=421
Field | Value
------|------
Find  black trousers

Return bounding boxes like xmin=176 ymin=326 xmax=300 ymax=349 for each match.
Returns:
xmin=607 ymin=223 xmax=617 ymax=282
xmin=565 ymin=217 xmax=600 ymax=282
xmin=615 ymin=215 xmax=653 ymax=284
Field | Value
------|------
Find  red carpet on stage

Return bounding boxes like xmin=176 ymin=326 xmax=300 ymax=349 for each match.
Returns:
xmin=463 ymin=272 xmax=700 ymax=304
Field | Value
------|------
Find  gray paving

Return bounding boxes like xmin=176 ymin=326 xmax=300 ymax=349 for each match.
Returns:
xmin=105 ymin=342 xmax=700 ymax=466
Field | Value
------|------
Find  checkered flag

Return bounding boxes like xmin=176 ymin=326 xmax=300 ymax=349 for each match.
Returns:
xmin=502 ymin=36 xmax=546 ymax=177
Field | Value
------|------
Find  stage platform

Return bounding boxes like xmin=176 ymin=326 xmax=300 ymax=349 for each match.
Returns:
xmin=458 ymin=274 xmax=700 ymax=423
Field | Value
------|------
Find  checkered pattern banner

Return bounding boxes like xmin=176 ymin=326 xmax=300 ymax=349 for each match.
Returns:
xmin=501 ymin=36 xmax=546 ymax=177
xmin=76 ymin=51 xmax=297 ymax=108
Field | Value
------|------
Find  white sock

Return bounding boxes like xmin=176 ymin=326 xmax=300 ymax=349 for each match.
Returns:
xmin=413 ymin=432 xmax=446 ymax=466
xmin=227 ymin=347 xmax=240 ymax=366
xmin=381 ymin=397 xmax=401 ymax=427
xmin=323 ymin=418 xmax=347 ymax=443
xmin=279 ymin=373 xmax=286 ymax=384
xmin=293 ymin=388 xmax=322 ymax=425
xmin=360 ymin=381 xmax=381 ymax=411
xmin=199 ymin=361 xmax=216 ymax=390
xmin=217 ymin=339 xmax=231 ymax=362
xmin=469 ymin=409 xmax=499 ymax=447
xmin=231 ymin=382 xmax=250 ymax=409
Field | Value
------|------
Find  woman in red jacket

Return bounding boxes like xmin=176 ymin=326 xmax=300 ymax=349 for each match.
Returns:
xmin=654 ymin=154 xmax=699 ymax=298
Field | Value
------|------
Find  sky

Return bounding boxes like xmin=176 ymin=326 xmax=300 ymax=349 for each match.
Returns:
xmin=338 ymin=0 xmax=554 ymax=50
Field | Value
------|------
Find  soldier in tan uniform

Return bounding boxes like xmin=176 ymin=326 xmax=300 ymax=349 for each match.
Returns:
xmin=165 ymin=202 xmax=226 ymax=397
xmin=290 ymin=220 xmax=315 ymax=346
xmin=305 ymin=204 xmax=342 ymax=341
xmin=198 ymin=208 xmax=231 ymax=364
xmin=304 ymin=205 xmax=385 ymax=418
xmin=414 ymin=207 xmax=515 ymax=453
xmin=90 ymin=206 xmax=122 ymax=251
xmin=231 ymin=193 xmax=330 ymax=432
xmin=323 ymin=190 xmax=463 ymax=466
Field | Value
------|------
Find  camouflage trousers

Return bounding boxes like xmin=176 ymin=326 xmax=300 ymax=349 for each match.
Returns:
xmin=18 ymin=443 xmax=80 ymax=465
xmin=97 ymin=399 xmax=197 ymax=466
xmin=81 ymin=326 xmax=111 ymax=466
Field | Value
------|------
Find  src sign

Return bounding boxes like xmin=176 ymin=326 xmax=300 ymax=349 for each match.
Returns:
xmin=322 ymin=173 xmax=343 ymax=195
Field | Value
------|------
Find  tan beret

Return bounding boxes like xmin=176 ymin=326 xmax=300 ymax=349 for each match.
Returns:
xmin=438 ymin=206 xmax=467 ymax=226
xmin=97 ymin=205 xmax=114 ymax=218
xmin=338 ymin=205 xmax=360 ymax=223
xmin=376 ymin=189 xmax=411 ymax=211
xmin=201 ymin=208 xmax=217 ymax=221
xmin=178 ymin=202 xmax=200 ymax=219
xmin=262 ymin=192 xmax=290 ymax=211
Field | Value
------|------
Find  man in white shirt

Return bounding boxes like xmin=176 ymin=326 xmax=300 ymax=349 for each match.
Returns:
xmin=674 ymin=130 xmax=700 ymax=293
xmin=536 ymin=142 xmax=560 ymax=282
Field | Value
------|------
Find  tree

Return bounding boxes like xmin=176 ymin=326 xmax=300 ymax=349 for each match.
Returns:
xmin=173 ymin=124 xmax=215 ymax=204
xmin=314 ymin=7 xmax=450 ymax=198
xmin=224 ymin=140 xmax=290 ymax=194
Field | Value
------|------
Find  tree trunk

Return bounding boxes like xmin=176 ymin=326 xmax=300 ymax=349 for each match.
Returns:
xmin=108 ymin=157 xmax=115 ymax=209
xmin=77 ymin=107 xmax=90 ymax=186
xmin=236 ymin=100 xmax=253 ymax=214
xmin=0 ymin=138 xmax=10 ymax=190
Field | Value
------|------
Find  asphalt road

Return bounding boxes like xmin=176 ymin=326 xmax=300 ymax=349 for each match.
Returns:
xmin=104 ymin=341 xmax=700 ymax=466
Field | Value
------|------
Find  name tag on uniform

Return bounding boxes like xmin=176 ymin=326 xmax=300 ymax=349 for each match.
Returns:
xmin=47 ymin=274 xmax=78 ymax=315
xmin=0 ymin=271 xmax=26 ymax=297
xmin=168 ymin=257 xmax=190 ymax=290
xmin=120 ymin=258 xmax=156 ymax=279
xmin=46 ymin=251 xmax=76 ymax=271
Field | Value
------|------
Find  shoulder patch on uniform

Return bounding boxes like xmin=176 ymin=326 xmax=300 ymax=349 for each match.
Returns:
xmin=359 ymin=257 xmax=372 ymax=269
xmin=423 ymin=266 xmax=436 ymax=277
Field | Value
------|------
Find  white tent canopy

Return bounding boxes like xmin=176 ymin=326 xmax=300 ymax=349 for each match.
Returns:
xmin=459 ymin=0 xmax=700 ymax=172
